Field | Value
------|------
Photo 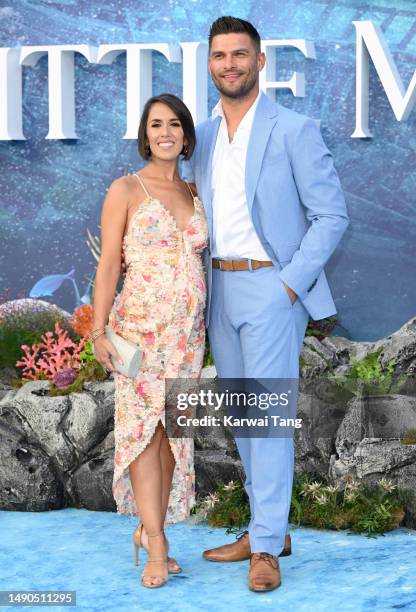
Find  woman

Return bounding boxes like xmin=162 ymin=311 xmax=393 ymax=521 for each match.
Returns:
xmin=91 ymin=93 xmax=208 ymax=588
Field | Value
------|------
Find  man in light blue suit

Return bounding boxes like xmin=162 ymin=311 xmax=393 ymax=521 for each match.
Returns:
xmin=183 ymin=16 xmax=349 ymax=592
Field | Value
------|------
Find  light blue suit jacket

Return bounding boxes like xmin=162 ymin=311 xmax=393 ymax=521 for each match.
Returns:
xmin=183 ymin=92 xmax=349 ymax=324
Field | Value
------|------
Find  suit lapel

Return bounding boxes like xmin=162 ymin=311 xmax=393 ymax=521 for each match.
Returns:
xmin=245 ymin=93 xmax=279 ymax=214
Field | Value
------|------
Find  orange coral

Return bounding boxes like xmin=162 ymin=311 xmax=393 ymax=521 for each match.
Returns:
xmin=69 ymin=304 xmax=94 ymax=336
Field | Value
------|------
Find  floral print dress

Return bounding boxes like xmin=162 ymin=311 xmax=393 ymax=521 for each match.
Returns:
xmin=108 ymin=173 xmax=208 ymax=524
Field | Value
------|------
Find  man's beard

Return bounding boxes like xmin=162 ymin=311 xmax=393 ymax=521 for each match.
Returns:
xmin=211 ymin=67 xmax=258 ymax=100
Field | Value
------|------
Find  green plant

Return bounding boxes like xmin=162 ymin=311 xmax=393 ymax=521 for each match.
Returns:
xmin=48 ymin=359 xmax=108 ymax=396
xmin=194 ymin=473 xmax=409 ymax=538
xmin=292 ymin=474 xmax=408 ymax=535
xmin=79 ymin=338 xmax=96 ymax=365
xmin=192 ymin=481 xmax=250 ymax=528
xmin=341 ymin=478 xmax=408 ymax=535
xmin=48 ymin=340 xmax=108 ymax=396
xmin=203 ymin=337 xmax=214 ymax=367
xmin=330 ymin=347 xmax=406 ymax=396
xmin=305 ymin=316 xmax=349 ymax=340
xmin=401 ymin=428 xmax=416 ymax=445
xmin=291 ymin=473 xmax=342 ymax=529
xmin=0 ymin=302 xmax=75 ymax=372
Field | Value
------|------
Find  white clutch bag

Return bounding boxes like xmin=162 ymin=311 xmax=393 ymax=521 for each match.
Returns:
xmin=93 ymin=325 xmax=143 ymax=378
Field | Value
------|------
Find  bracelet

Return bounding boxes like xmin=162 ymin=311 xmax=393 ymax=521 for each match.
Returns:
xmin=90 ymin=329 xmax=105 ymax=342
xmin=91 ymin=328 xmax=105 ymax=337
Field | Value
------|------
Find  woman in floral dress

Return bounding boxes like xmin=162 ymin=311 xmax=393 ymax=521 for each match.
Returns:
xmin=92 ymin=94 xmax=208 ymax=588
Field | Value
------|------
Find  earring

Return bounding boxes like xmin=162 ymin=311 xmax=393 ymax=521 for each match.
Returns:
xmin=145 ymin=143 xmax=151 ymax=156
xmin=182 ymin=144 xmax=188 ymax=156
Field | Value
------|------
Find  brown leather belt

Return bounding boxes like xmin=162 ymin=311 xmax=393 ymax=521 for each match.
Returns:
xmin=212 ymin=258 xmax=273 ymax=271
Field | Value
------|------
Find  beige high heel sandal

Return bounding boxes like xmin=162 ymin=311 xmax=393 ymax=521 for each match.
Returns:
xmin=140 ymin=531 xmax=169 ymax=589
xmin=133 ymin=523 xmax=182 ymax=574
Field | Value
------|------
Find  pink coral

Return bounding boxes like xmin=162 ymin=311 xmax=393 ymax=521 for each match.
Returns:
xmin=16 ymin=322 xmax=87 ymax=381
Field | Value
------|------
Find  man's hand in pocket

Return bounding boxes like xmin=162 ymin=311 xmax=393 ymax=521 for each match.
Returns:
xmin=282 ymin=281 xmax=298 ymax=305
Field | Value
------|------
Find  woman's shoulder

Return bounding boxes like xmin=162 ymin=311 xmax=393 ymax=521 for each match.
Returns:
xmin=111 ymin=173 xmax=139 ymax=190
xmin=106 ymin=174 xmax=143 ymax=202
xmin=102 ymin=175 xmax=139 ymax=215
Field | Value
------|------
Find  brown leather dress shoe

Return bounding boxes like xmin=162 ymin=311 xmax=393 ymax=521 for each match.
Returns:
xmin=249 ymin=552 xmax=281 ymax=592
xmin=202 ymin=530 xmax=292 ymax=562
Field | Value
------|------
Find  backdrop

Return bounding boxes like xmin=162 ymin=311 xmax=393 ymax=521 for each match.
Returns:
xmin=0 ymin=0 xmax=415 ymax=341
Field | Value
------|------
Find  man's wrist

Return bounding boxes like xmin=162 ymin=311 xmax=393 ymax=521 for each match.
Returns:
xmin=282 ymin=281 xmax=298 ymax=304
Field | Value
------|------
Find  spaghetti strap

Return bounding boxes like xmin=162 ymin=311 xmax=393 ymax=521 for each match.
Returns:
xmin=185 ymin=181 xmax=195 ymax=199
xmin=133 ymin=172 xmax=150 ymax=198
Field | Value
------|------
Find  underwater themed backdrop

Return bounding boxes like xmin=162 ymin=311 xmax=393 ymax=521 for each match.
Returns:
xmin=0 ymin=0 xmax=415 ymax=341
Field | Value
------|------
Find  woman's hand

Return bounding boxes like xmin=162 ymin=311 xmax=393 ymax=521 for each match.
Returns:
xmin=93 ymin=335 xmax=124 ymax=372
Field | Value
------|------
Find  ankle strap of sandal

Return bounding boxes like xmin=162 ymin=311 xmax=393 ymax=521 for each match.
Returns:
xmin=147 ymin=531 xmax=164 ymax=538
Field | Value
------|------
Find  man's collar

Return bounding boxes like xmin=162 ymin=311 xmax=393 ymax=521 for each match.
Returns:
xmin=211 ymin=97 xmax=223 ymax=119
xmin=211 ymin=89 xmax=262 ymax=120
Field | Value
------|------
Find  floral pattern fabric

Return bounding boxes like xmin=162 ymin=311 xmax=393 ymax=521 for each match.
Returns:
xmin=108 ymin=182 xmax=208 ymax=525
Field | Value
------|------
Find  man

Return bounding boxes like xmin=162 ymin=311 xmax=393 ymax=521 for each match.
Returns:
xmin=182 ymin=16 xmax=349 ymax=592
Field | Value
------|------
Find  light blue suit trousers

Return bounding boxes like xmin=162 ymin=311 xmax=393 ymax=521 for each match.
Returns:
xmin=208 ymin=264 xmax=309 ymax=555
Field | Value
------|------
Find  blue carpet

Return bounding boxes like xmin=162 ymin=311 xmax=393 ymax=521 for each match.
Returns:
xmin=0 ymin=509 xmax=415 ymax=611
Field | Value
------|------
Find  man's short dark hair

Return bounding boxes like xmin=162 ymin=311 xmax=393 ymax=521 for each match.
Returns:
xmin=137 ymin=93 xmax=195 ymax=161
xmin=208 ymin=16 xmax=261 ymax=53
